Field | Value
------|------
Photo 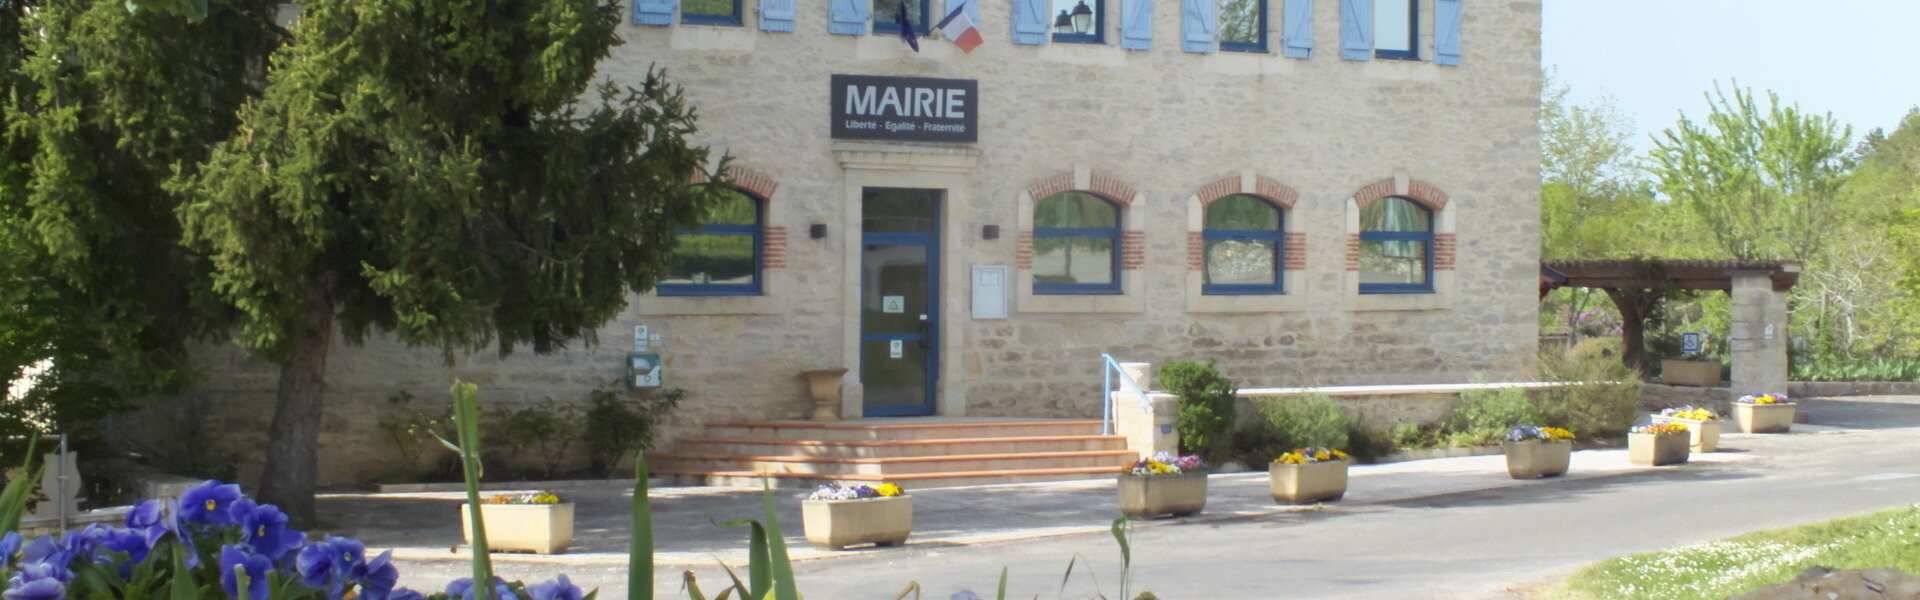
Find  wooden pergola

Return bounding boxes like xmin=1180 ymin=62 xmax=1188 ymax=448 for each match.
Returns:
xmin=1541 ymin=260 xmax=1803 ymax=397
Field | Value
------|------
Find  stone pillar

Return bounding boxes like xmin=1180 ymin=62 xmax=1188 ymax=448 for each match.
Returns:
xmin=1111 ymin=362 xmax=1178 ymax=459
xmin=1729 ymin=273 xmax=1789 ymax=400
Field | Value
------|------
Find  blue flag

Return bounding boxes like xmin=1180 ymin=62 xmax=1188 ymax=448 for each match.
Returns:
xmin=896 ymin=0 xmax=920 ymax=51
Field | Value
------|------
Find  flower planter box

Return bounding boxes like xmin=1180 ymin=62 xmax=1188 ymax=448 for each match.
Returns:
xmin=1651 ymin=416 xmax=1721 ymax=452
xmin=461 ymin=503 xmax=574 ymax=555
xmin=1734 ymin=403 xmax=1796 ymax=434
xmin=1269 ymin=460 xmax=1350 ymax=505
xmin=1660 ymin=360 xmax=1723 ymax=387
xmin=1502 ymin=440 xmax=1572 ymax=479
xmin=1628 ymin=432 xmax=1691 ymax=466
xmin=1117 ymin=472 xmax=1207 ymax=519
xmin=802 ymin=495 xmax=912 ymax=550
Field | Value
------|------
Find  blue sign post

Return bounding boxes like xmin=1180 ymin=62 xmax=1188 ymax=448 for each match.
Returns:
xmin=1680 ymin=332 xmax=1704 ymax=356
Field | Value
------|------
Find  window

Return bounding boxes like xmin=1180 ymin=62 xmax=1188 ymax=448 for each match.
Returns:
xmin=1203 ymin=195 xmax=1283 ymax=294
xmin=1033 ymin=192 xmax=1121 ymax=294
xmin=1219 ymin=0 xmax=1266 ymax=52
xmin=1373 ymin=0 xmax=1416 ymax=60
xmin=682 ymin=0 xmax=743 ymax=25
xmin=1358 ymin=197 xmax=1433 ymax=294
xmin=660 ymin=189 xmax=763 ymax=296
xmin=874 ymin=0 xmax=931 ymax=34
xmin=1051 ymin=0 xmax=1104 ymax=44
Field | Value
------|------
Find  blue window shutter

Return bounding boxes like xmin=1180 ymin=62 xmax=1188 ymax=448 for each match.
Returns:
xmin=1180 ymin=0 xmax=1216 ymax=53
xmin=634 ymin=0 xmax=675 ymax=25
xmin=759 ymin=0 xmax=796 ymax=31
xmin=1012 ymin=0 xmax=1048 ymax=44
xmin=1281 ymin=0 xmax=1313 ymax=58
xmin=829 ymin=0 xmax=870 ymax=35
xmin=961 ymin=0 xmax=980 ymax=25
xmin=1121 ymin=0 xmax=1153 ymax=49
xmin=1339 ymin=0 xmax=1372 ymax=60
xmin=1434 ymin=0 xmax=1461 ymax=65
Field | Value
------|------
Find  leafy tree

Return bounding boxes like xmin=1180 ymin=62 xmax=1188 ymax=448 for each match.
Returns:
xmin=180 ymin=0 xmax=724 ymax=522
xmin=1648 ymin=82 xmax=1854 ymax=263
xmin=1159 ymin=361 xmax=1236 ymax=465
xmin=0 ymin=0 xmax=284 ymax=434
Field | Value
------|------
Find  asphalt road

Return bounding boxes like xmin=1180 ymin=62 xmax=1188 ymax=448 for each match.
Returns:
xmin=392 ymin=397 xmax=1920 ymax=599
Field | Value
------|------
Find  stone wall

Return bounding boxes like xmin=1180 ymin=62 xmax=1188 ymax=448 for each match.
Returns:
xmin=140 ymin=0 xmax=1545 ymax=488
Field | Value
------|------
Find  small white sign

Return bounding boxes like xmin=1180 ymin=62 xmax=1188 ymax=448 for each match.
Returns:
xmin=889 ymin=340 xmax=904 ymax=359
xmin=882 ymin=295 xmax=906 ymax=314
xmin=1763 ymin=324 xmax=1775 ymax=341
xmin=633 ymin=325 xmax=649 ymax=352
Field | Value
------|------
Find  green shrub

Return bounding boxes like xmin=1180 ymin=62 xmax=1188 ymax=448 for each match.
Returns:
xmin=1231 ymin=395 xmax=1352 ymax=466
xmin=1159 ymin=361 xmax=1237 ymax=465
xmin=584 ymin=385 xmax=684 ymax=477
xmin=1537 ymin=346 xmax=1641 ymax=437
xmin=1444 ymin=387 xmax=1541 ymax=446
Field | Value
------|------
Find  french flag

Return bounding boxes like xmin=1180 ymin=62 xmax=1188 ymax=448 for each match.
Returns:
xmin=935 ymin=0 xmax=983 ymax=53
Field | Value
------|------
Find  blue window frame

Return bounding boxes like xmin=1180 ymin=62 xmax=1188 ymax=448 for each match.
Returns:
xmin=1219 ymin=0 xmax=1267 ymax=53
xmin=659 ymin=189 xmax=763 ymax=296
xmin=1358 ymin=196 xmax=1434 ymax=294
xmin=682 ymin=0 xmax=744 ymax=25
xmin=1374 ymin=0 xmax=1418 ymax=60
xmin=1051 ymin=0 xmax=1105 ymax=44
xmin=1033 ymin=191 xmax=1122 ymax=295
xmin=873 ymin=0 xmax=931 ymax=34
xmin=1203 ymin=194 xmax=1284 ymax=295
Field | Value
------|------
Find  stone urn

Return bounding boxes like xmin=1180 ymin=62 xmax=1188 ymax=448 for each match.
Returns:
xmin=800 ymin=368 xmax=849 ymax=422
xmin=1502 ymin=440 xmax=1572 ymax=479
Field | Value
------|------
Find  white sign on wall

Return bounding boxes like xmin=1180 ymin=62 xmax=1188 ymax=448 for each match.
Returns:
xmin=889 ymin=340 xmax=904 ymax=359
xmin=971 ymin=265 xmax=1008 ymax=320
xmin=882 ymin=295 xmax=906 ymax=314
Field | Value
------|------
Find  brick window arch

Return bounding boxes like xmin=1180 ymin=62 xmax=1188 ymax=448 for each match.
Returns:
xmin=1186 ymin=174 xmax=1305 ymax=295
xmin=1017 ymin=170 xmax=1144 ymax=296
xmin=1348 ymin=178 xmax=1454 ymax=295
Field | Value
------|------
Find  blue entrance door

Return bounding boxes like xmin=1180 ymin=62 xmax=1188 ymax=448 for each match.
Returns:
xmin=861 ymin=188 xmax=940 ymax=417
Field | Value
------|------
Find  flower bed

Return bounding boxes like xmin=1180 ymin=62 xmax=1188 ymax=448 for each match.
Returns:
xmin=1269 ymin=448 xmax=1351 ymax=505
xmin=1117 ymin=454 xmax=1209 ymax=520
xmin=1628 ymin=423 xmax=1691 ymax=466
xmin=1652 ymin=406 xmax=1722 ymax=452
xmin=1503 ymin=426 xmax=1575 ymax=479
xmin=801 ymin=483 xmax=911 ymax=550
xmin=1733 ymin=393 xmax=1796 ymax=434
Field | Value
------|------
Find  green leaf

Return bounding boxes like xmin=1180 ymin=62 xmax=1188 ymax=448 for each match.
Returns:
xmin=628 ymin=453 xmax=653 ymax=600
xmin=450 ymin=381 xmax=492 ymax=600
xmin=170 ymin=552 xmax=196 ymax=600
xmin=711 ymin=518 xmax=769 ymax=598
xmin=0 ymin=435 xmax=43 ymax=533
xmin=996 ymin=567 xmax=1008 ymax=600
xmin=758 ymin=483 xmax=800 ymax=600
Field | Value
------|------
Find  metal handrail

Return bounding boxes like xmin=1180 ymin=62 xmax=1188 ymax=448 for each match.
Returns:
xmin=1100 ymin=354 xmax=1151 ymax=435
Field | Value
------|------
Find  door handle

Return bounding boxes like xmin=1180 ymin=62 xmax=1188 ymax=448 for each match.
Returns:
xmin=917 ymin=314 xmax=932 ymax=349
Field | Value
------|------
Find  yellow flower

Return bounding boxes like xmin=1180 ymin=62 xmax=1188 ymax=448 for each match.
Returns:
xmin=874 ymin=483 xmax=903 ymax=497
xmin=1542 ymin=427 xmax=1576 ymax=440
xmin=1331 ymin=449 xmax=1350 ymax=460
xmin=1274 ymin=453 xmax=1306 ymax=464
xmin=1313 ymin=450 xmax=1330 ymax=461
xmin=1148 ymin=461 xmax=1175 ymax=474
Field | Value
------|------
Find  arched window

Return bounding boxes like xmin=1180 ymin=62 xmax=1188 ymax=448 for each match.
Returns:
xmin=1358 ymin=196 xmax=1433 ymax=294
xmin=659 ymin=188 xmax=762 ymax=296
xmin=1203 ymin=194 xmax=1284 ymax=295
xmin=1033 ymin=191 xmax=1121 ymax=294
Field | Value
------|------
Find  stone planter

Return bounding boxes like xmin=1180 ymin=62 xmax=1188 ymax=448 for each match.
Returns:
xmin=1117 ymin=472 xmax=1207 ymax=519
xmin=800 ymin=368 xmax=849 ymax=422
xmin=1661 ymin=360 xmax=1723 ymax=387
xmin=1628 ymin=432 xmax=1691 ymax=466
xmin=1502 ymin=440 xmax=1572 ymax=479
xmin=802 ymin=495 xmax=912 ymax=550
xmin=461 ymin=503 xmax=574 ymax=555
xmin=1651 ymin=416 xmax=1721 ymax=452
xmin=1734 ymin=402 xmax=1796 ymax=434
xmin=1268 ymin=460 xmax=1350 ymax=505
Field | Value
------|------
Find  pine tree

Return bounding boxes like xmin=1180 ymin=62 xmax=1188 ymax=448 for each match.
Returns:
xmin=181 ymin=0 xmax=722 ymax=522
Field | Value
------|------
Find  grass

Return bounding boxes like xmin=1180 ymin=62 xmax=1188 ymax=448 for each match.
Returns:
xmin=1535 ymin=504 xmax=1920 ymax=600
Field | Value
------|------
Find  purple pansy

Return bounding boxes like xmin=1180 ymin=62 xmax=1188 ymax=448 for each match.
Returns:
xmin=219 ymin=545 xmax=272 ymax=600
xmin=232 ymin=499 xmax=303 ymax=561
xmin=527 ymin=575 xmax=582 ymax=600
xmin=446 ymin=577 xmax=517 ymax=600
xmin=354 ymin=551 xmax=399 ymax=600
xmin=179 ymin=481 xmax=243 ymax=526
xmin=3 ymin=563 xmax=70 ymax=600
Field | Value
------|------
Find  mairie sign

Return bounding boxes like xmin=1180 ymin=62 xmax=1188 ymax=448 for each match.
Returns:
xmin=831 ymin=74 xmax=978 ymax=143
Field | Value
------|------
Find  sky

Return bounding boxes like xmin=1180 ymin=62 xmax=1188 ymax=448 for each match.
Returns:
xmin=1542 ymin=0 xmax=1920 ymax=153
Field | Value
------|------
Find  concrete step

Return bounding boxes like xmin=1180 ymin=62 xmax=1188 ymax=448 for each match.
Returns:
xmin=670 ymin=435 xmax=1128 ymax=459
xmin=650 ymin=449 xmax=1138 ymax=477
xmin=703 ymin=419 xmax=1107 ymax=442
xmin=655 ymin=465 xmax=1129 ymax=490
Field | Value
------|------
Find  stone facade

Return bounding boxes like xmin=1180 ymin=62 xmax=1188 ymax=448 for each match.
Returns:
xmin=137 ymin=0 xmax=1545 ymax=488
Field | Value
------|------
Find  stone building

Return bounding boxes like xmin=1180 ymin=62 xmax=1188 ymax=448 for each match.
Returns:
xmin=147 ymin=0 xmax=1545 ymax=487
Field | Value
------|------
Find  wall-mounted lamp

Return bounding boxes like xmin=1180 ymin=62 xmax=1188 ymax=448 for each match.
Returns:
xmin=982 ymin=225 xmax=1000 ymax=240
xmin=810 ymin=223 xmax=828 ymax=239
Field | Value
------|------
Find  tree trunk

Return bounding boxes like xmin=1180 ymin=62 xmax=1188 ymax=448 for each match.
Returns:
xmin=257 ymin=273 xmax=335 ymax=525
xmin=1604 ymin=288 xmax=1658 ymax=375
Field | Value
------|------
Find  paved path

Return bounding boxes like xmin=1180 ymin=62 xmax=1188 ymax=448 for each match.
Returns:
xmin=357 ymin=396 xmax=1920 ymax=599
